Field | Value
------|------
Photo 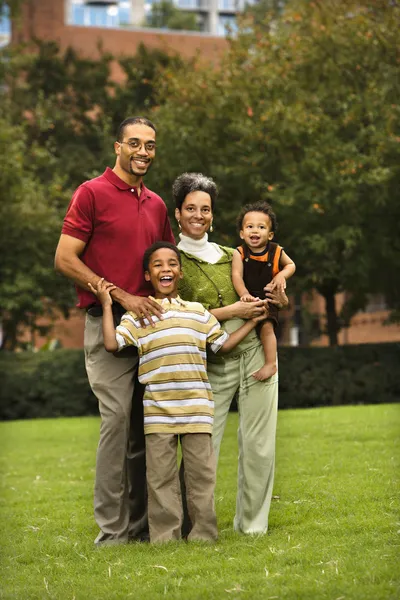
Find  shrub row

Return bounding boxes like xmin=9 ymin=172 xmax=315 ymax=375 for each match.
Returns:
xmin=0 ymin=343 xmax=399 ymax=421
xmin=278 ymin=342 xmax=400 ymax=408
xmin=0 ymin=350 xmax=97 ymax=421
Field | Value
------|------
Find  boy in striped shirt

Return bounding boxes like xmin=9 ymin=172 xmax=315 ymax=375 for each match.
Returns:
xmin=89 ymin=241 xmax=265 ymax=544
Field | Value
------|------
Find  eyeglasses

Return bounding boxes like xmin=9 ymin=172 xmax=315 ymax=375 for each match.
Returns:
xmin=120 ymin=139 xmax=156 ymax=153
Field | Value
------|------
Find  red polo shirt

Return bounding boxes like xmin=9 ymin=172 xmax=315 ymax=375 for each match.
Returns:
xmin=62 ymin=167 xmax=175 ymax=308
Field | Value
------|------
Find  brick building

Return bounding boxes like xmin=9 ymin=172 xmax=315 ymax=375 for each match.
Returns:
xmin=12 ymin=0 xmax=228 ymax=63
xmin=10 ymin=0 xmax=400 ymax=349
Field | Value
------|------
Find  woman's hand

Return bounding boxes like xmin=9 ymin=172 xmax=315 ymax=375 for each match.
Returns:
xmin=264 ymin=283 xmax=289 ymax=309
xmin=270 ymin=272 xmax=287 ymax=292
xmin=233 ymin=299 xmax=268 ymax=319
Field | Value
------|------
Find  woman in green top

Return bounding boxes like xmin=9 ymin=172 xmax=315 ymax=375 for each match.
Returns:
xmin=174 ymin=172 xmax=288 ymax=535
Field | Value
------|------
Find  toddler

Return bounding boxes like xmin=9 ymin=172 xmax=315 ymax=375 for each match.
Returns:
xmin=232 ymin=201 xmax=295 ymax=381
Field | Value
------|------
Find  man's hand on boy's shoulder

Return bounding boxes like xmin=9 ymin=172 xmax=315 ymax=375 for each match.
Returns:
xmin=118 ymin=292 xmax=163 ymax=328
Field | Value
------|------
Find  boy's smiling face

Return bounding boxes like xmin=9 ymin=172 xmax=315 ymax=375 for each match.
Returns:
xmin=144 ymin=248 xmax=183 ymax=299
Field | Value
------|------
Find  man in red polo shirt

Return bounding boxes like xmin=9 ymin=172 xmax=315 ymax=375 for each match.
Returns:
xmin=55 ymin=117 xmax=175 ymax=546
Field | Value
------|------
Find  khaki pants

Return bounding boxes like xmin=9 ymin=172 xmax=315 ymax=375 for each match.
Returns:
xmin=208 ymin=343 xmax=278 ymax=534
xmin=84 ymin=314 xmax=148 ymax=545
xmin=146 ymin=433 xmax=217 ymax=543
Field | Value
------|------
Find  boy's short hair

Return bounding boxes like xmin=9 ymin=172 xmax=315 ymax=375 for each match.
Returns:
xmin=143 ymin=242 xmax=181 ymax=272
xmin=236 ymin=201 xmax=277 ymax=234
xmin=172 ymin=172 xmax=218 ymax=210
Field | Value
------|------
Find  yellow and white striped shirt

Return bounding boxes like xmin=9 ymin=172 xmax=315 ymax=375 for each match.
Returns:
xmin=115 ymin=296 xmax=228 ymax=434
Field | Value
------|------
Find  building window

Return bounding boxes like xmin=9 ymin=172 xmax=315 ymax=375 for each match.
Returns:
xmin=66 ymin=0 xmax=244 ymax=34
xmin=69 ymin=1 xmax=125 ymax=28
xmin=176 ymin=0 xmax=200 ymax=8
xmin=71 ymin=3 xmax=85 ymax=25
xmin=0 ymin=3 xmax=11 ymax=48
xmin=218 ymin=0 xmax=237 ymax=11
xmin=217 ymin=14 xmax=237 ymax=36
xmin=119 ymin=1 xmax=131 ymax=25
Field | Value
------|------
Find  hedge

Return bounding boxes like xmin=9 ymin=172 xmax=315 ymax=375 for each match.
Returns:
xmin=0 ymin=343 xmax=399 ymax=420
xmin=278 ymin=342 xmax=400 ymax=408
xmin=0 ymin=350 xmax=97 ymax=421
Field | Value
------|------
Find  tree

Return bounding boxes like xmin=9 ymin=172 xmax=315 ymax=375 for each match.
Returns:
xmin=244 ymin=0 xmax=286 ymax=23
xmin=3 ymin=40 xmax=116 ymax=190
xmin=3 ymin=39 xmax=188 ymax=190
xmin=105 ymin=43 xmax=187 ymax=138
xmin=152 ymin=0 xmax=400 ymax=344
xmin=0 ymin=109 xmax=75 ymax=350
xmin=0 ymin=39 xmax=115 ymax=349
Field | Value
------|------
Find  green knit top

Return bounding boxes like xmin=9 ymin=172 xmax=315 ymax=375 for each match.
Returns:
xmin=178 ymin=245 xmax=238 ymax=310
xmin=178 ymin=245 xmax=261 ymax=360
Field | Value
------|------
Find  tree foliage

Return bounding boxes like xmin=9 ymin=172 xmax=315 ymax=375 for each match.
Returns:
xmin=0 ymin=109 xmax=75 ymax=349
xmin=105 ymin=43 xmax=186 ymax=138
xmin=244 ymin=0 xmax=287 ymax=24
xmin=3 ymin=39 xmax=185 ymax=190
xmin=0 ymin=0 xmax=24 ymax=17
xmin=153 ymin=0 xmax=400 ymax=344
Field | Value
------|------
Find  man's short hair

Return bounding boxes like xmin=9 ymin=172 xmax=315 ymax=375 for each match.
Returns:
xmin=143 ymin=242 xmax=181 ymax=272
xmin=117 ymin=117 xmax=157 ymax=141
xmin=172 ymin=172 xmax=218 ymax=211
xmin=236 ymin=201 xmax=278 ymax=233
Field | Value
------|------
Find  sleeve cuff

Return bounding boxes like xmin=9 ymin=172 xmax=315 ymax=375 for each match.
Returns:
xmin=61 ymin=226 xmax=91 ymax=243
xmin=116 ymin=333 xmax=127 ymax=350
xmin=210 ymin=331 xmax=229 ymax=353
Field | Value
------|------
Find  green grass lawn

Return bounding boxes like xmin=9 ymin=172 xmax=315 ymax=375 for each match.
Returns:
xmin=0 ymin=404 xmax=399 ymax=600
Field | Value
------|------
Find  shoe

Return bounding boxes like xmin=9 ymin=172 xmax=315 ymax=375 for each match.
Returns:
xmin=128 ymin=532 xmax=150 ymax=543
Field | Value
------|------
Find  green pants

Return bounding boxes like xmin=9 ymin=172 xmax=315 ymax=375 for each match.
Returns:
xmin=208 ymin=341 xmax=278 ymax=534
